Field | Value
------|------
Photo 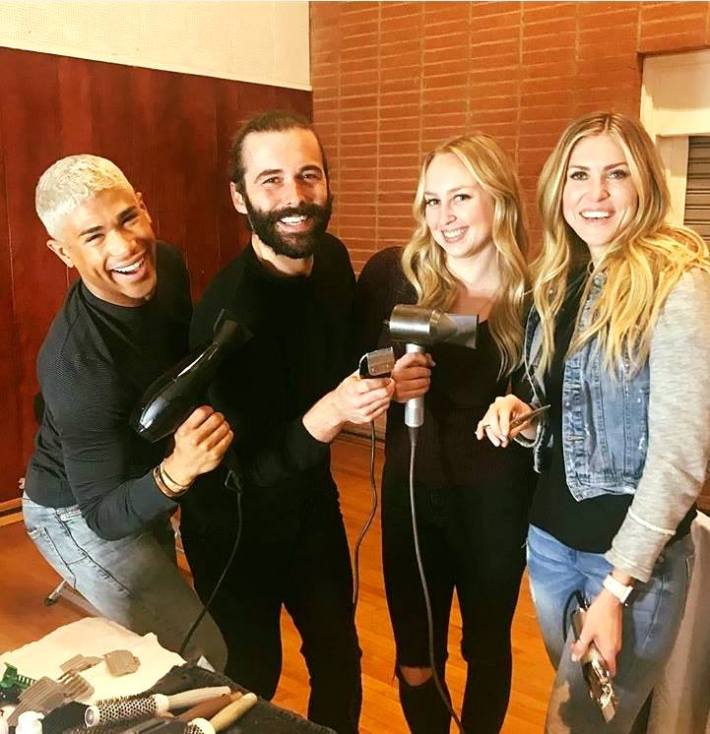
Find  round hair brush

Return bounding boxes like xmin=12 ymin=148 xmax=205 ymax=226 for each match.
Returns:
xmin=84 ymin=687 xmax=230 ymax=727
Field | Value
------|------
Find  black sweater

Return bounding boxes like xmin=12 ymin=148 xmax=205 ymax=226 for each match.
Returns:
xmin=355 ymin=247 xmax=534 ymax=489
xmin=25 ymin=243 xmax=192 ymax=540
xmin=188 ymin=234 xmax=355 ymax=498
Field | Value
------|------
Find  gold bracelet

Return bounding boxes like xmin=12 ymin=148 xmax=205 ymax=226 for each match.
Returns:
xmin=153 ymin=465 xmax=181 ymax=499
xmin=159 ymin=462 xmax=192 ymax=491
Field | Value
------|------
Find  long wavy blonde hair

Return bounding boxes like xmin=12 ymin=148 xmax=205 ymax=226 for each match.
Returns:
xmin=401 ymin=134 xmax=529 ymax=375
xmin=534 ymin=112 xmax=709 ymax=374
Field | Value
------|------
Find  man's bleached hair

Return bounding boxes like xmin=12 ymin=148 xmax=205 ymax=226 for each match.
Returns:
xmin=35 ymin=154 xmax=134 ymax=238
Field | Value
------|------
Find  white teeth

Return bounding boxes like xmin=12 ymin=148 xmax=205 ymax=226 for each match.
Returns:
xmin=581 ymin=211 xmax=611 ymax=219
xmin=280 ymin=215 xmax=307 ymax=225
xmin=442 ymin=227 xmax=465 ymax=240
xmin=113 ymin=258 xmax=143 ymax=274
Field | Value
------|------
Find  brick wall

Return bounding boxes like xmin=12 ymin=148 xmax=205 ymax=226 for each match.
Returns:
xmin=310 ymin=1 xmax=710 ymax=271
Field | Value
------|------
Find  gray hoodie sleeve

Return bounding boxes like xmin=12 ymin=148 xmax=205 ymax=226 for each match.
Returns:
xmin=606 ymin=268 xmax=710 ymax=582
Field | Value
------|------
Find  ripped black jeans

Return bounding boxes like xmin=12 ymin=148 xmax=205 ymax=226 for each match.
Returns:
xmin=381 ymin=473 xmax=530 ymax=733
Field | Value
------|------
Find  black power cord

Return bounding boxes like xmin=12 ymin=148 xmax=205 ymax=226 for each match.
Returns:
xmin=179 ymin=469 xmax=243 ymax=658
xmin=180 ymin=411 xmax=379 ymax=656
xmin=408 ymin=425 xmax=465 ymax=734
xmin=349 ymin=411 xmax=465 ymax=734
xmin=352 ymin=421 xmax=379 ymax=608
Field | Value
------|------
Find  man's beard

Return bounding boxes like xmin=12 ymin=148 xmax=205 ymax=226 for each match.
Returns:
xmin=244 ymin=195 xmax=333 ymax=259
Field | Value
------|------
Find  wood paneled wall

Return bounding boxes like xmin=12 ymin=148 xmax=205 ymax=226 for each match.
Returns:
xmin=0 ymin=48 xmax=311 ymax=502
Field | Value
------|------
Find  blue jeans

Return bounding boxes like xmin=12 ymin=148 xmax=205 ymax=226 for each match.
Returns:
xmin=22 ymin=494 xmax=226 ymax=671
xmin=527 ymin=524 xmax=694 ymax=734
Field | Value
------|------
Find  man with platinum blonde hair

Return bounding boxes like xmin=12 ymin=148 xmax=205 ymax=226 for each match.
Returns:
xmin=36 ymin=155 xmax=158 ymax=308
xmin=23 ymin=154 xmax=229 ymax=668
xmin=36 ymin=154 xmax=134 ymax=239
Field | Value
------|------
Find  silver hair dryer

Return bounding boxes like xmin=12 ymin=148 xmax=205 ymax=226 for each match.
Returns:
xmin=387 ymin=304 xmax=478 ymax=428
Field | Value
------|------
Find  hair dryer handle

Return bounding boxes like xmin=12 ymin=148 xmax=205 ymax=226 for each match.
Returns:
xmin=404 ymin=343 xmax=426 ymax=428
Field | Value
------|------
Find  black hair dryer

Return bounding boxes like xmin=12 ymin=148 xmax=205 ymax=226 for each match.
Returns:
xmin=131 ymin=311 xmax=249 ymax=443
xmin=388 ymin=304 xmax=478 ymax=428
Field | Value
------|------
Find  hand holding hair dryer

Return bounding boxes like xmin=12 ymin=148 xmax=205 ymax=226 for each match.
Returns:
xmin=131 ymin=311 xmax=249 ymax=443
xmin=387 ymin=304 xmax=478 ymax=428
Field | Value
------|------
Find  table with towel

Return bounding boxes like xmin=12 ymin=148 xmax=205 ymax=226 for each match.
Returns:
xmin=0 ymin=617 xmax=333 ymax=733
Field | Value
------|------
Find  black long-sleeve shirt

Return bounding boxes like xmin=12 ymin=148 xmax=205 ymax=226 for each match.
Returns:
xmin=354 ymin=246 xmax=535 ymax=490
xmin=25 ymin=243 xmax=192 ymax=540
xmin=187 ymin=234 xmax=355 ymax=496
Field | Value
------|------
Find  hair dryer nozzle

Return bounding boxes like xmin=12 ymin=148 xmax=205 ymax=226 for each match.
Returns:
xmin=442 ymin=313 xmax=478 ymax=349
xmin=212 ymin=309 xmax=247 ymax=349
xmin=388 ymin=304 xmax=478 ymax=349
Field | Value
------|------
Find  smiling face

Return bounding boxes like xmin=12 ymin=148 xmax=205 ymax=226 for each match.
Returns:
xmin=231 ymin=127 xmax=331 ymax=259
xmin=562 ymin=133 xmax=639 ymax=260
xmin=47 ymin=187 xmax=157 ymax=307
xmin=422 ymin=152 xmax=495 ymax=263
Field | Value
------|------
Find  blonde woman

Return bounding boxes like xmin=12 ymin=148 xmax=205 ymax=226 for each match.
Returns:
xmin=477 ymin=112 xmax=710 ymax=733
xmin=355 ymin=134 xmax=535 ymax=733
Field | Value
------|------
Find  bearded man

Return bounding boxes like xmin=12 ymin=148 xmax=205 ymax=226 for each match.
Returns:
xmin=180 ymin=111 xmax=393 ymax=734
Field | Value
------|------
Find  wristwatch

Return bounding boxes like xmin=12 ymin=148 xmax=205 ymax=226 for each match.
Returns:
xmin=603 ymin=574 xmax=636 ymax=606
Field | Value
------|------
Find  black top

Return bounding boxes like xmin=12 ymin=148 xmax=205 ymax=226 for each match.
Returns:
xmin=530 ymin=271 xmax=633 ymax=551
xmin=187 ymin=234 xmax=355 ymax=507
xmin=529 ymin=270 xmax=693 ymax=552
xmin=25 ymin=243 xmax=192 ymax=540
xmin=355 ymin=247 xmax=535 ymax=489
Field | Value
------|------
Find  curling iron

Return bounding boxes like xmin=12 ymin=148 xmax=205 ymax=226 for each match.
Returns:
xmin=131 ymin=311 xmax=250 ymax=443
xmin=387 ymin=304 xmax=478 ymax=428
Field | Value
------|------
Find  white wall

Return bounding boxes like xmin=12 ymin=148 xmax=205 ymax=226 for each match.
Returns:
xmin=0 ymin=0 xmax=310 ymax=90
xmin=641 ymin=50 xmax=710 ymax=224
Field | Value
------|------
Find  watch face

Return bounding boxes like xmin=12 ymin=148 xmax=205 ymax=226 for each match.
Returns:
xmin=604 ymin=575 xmax=636 ymax=605
xmin=623 ymin=586 xmax=638 ymax=606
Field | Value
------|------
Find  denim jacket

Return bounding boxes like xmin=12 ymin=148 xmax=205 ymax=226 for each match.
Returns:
xmin=517 ymin=269 xmax=710 ymax=582
xmin=521 ymin=272 xmax=650 ymax=501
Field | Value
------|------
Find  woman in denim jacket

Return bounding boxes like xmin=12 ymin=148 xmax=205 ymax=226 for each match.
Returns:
xmin=477 ymin=112 xmax=710 ymax=734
